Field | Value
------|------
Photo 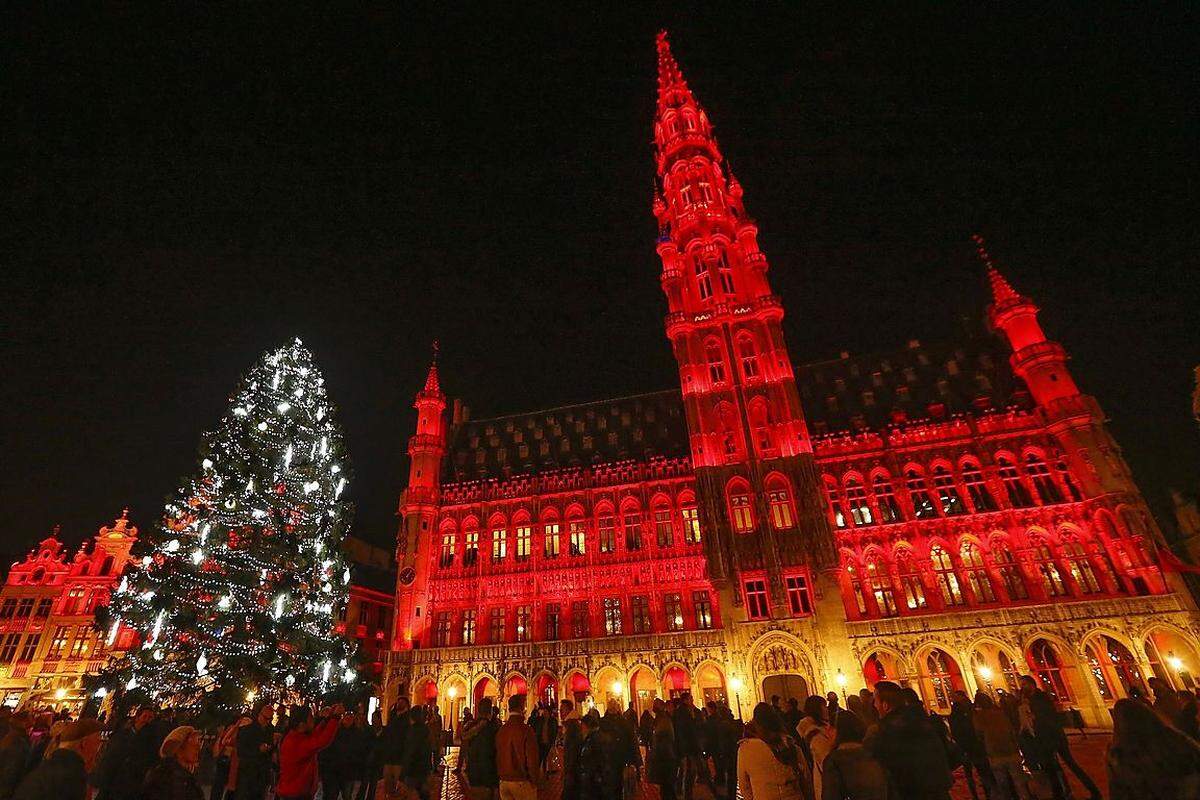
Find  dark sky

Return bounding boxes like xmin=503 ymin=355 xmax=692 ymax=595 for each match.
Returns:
xmin=4 ymin=5 xmax=1197 ymax=557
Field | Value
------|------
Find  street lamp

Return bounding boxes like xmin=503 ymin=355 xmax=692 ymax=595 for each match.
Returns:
xmin=448 ymin=686 xmax=458 ymax=699
xmin=836 ymin=669 xmax=848 ymax=703
xmin=978 ymin=665 xmax=996 ymax=698
xmin=728 ymin=676 xmax=744 ymax=721
xmin=611 ymin=680 xmax=624 ymax=696
xmin=1169 ymin=655 xmax=1185 ymax=672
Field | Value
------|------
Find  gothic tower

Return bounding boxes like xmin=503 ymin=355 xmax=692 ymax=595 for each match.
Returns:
xmin=652 ymin=32 xmax=838 ymax=637
xmin=393 ymin=347 xmax=447 ymax=650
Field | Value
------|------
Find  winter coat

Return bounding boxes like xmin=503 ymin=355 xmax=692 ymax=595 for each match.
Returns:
xmin=947 ymin=702 xmax=984 ymax=760
xmin=95 ymin=722 xmax=163 ymax=800
xmin=234 ymin=720 xmax=274 ymax=799
xmin=864 ymin=704 xmax=952 ymax=800
xmin=971 ymin=707 xmax=1019 ymax=761
xmin=12 ymin=747 xmax=87 ymax=800
xmin=794 ymin=717 xmax=833 ymax=798
xmin=736 ymin=736 xmax=812 ymax=800
xmin=820 ymin=742 xmax=889 ymax=800
xmin=1108 ymin=728 xmax=1200 ymax=800
xmin=465 ymin=717 xmax=501 ymax=789
xmin=0 ymin=724 xmax=31 ymax=799
xmin=380 ymin=710 xmax=409 ymax=766
xmin=402 ymin=721 xmax=434 ymax=781
xmin=578 ymin=729 xmax=614 ymax=800
xmin=275 ymin=718 xmax=340 ymax=799
xmin=141 ymin=756 xmax=204 ymax=800
xmin=646 ymin=716 xmax=677 ymax=786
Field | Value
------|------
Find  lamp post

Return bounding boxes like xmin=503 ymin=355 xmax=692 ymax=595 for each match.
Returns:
xmin=978 ymin=665 xmax=995 ymax=698
xmin=1168 ymin=654 xmax=1186 ymax=689
xmin=836 ymin=669 xmax=848 ymax=704
xmin=729 ymin=676 xmax=744 ymax=721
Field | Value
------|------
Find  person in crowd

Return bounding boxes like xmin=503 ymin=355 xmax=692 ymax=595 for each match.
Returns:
xmin=737 ymin=701 xmax=812 ymax=800
xmin=601 ymin=698 xmax=641 ymax=798
xmin=464 ymin=696 xmax=501 ymax=800
xmin=1108 ymin=697 xmax=1200 ymax=799
xmin=825 ymin=694 xmax=841 ymax=720
xmin=141 ymin=725 xmax=204 ymax=800
xmin=821 ymin=710 xmax=888 ymax=800
xmin=843 ymin=696 xmax=863 ymax=723
xmin=1149 ymin=676 xmax=1185 ymax=729
xmin=638 ymin=705 xmax=655 ymax=751
xmin=673 ymin=691 xmax=706 ymax=793
xmin=94 ymin=705 xmax=163 ymax=800
xmin=577 ymin=712 xmax=613 ymax=800
xmin=317 ymin=711 xmax=358 ymax=800
xmin=0 ymin=712 xmax=31 ymax=799
xmin=623 ymin=702 xmax=639 ymax=739
xmin=359 ymin=708 xmax=385 ymax=800
xmin=380 ymin=698 xmax=410 ymax=800
xmin=232 ymin=701 xmax=276 ymax=800
xmin=783 ymin=698 xmax=802 ymax=732
xmin=864 ymin=681 xmax=952 ymax=800
xmin=856 ymin=691 xmax=878 ymax=727
xmin=495 ymin=695 xmax=541 ymax=800
xmin=647 ymin=699 xmax=678 ymax=800
xmin=947 ymin=690 xmax=993 ymax=800
xmin=794 ymin=696 xmax=833 ymax=798
xmin=211 ymin=712 xmax=250 ymax=800
xmin=972 ymin=692 xmax=1024 ymax=800
xmin=426 ymin=704 xmax=444 ymax=769
xmin=1017 ymin=675 xmax=1101 ymax=800
xmin=275 ymin=704 xmax=342 ymax=800
xmin=1179 ymin=689 xmax=1200 ymax=739
xmin=560 ymin=699 xmax=584 ymax=800
xmin=13 ymin=718 xmax=102 ymax=800
xmin=400 ymin=706 xmax=433 ymax=800
xmin=536 ymin=705 xmax=558 ymax=772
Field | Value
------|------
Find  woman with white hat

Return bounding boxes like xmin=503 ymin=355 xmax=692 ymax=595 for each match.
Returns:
xmin=141 ymin=724 xmax=204 ymax=800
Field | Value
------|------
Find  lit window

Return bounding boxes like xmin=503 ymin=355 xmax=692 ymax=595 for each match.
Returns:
xmin=47 ymin=626 xmax=69 ymax=659
xmin=906 ymin=470 xmax=937 ymax=519
xmin=491 ymin=528 xmax=507 ymax=562
xmin=844 ymin=479 xmax=873 ymax=525
xmin=993 ymin=545 xmax=1028 ymax=600
xmin=439 ymin=533 xmax=455 ymax=568
xmin=706 ymin=340 xmax=725 ymax=383
xmin=464 ymin=531 xmax=479 ymax=567
xmin=744 ymin=580 xmax=770 ymax=620
xmin=872 ymin=473 xmax=903 ymax=523
xmin=785 ymin=575 xmax=812 ymax=615
xmin=695 ymin=258 xmax=713 ymax=301
xmin=603 ymin=598 xmax=622 ymax=636
xmin=693 ymin=591 xmax=714 ymax=629
xmin=730 ymin=491 xmax=754 ymax=533
xmin=1026 ymin=454 xmax=1063 ymax=504
xmin=544 ymin=523 xmax=560 ymax=558
xmin=961 ymin=462 xmax=997 ymax=512
xmin=544 ymin=604 xmax=560 ymax=640
xmin=932 ymin=466 xmax=966 ymax=516
xmin=931 ymin=545 xmax=965 ymax=606
xmin=1034 ymin=542 xmax=1067 ymax=597
xmin=717 ymin=249 xmax=735 ymax=293
xmin=739 ymin=337 xmax=759 ymax=378
xmin=624 ymin=511 xmax=643 ymax=551
xmin=432 ymin=612 xmax=452 ymax=647
xmin=997 ymin=456 xmax=1034 ymax=508
xmin=461 ymin=610 xmax=476 ymax=645
xmin=487 ymin=608 xmax=506 ymax=643
xmin=866 ymin=557 xmax=897 ymax=616
xmin=569 ymin=521 xmax=586 ymax=556
xmin=682 ymin=505 xmax=702 ymax=543
xmin=1062 ymin=541 xmax=1101 ymax=594
xmin=0 ymin=634 xmax=19 ymax=663
xmin=960 ymin=541 xmax=996 ymax=603
xmin=515 ymin=526 xmax=531 ymax=562
xmin=598 ymin=515 xmax=616 ymax=554
xmin=664 ymin=593 xmax=684 ymax=631
xmin=1056 ymin=457 xmax=1084 ymax=501
xmin=698 ymin=182 xmax=715 ymax=203
xmin=515 ymin=605 xmax=531 ymax=641
xmin=655 ymin=509 xmax=674 ymax=547
xmin=1030 ymin=640 xmax=1072 ymax=701
xmin=825 ymin=479 xmax=847 ymax=528
xmin=18 ymin=634 xmax=40 ymax=662
xmin=632 ymin=596 xmax=652 ymax=634
xmin=845 ymin=561 xmax=869 ymax=615
xmin=896 ymin=550 xmax=928 ymax=610
xmin=767 ymin=488 xmax=795 ymax=530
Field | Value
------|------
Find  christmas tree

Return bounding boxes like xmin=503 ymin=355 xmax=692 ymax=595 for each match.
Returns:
xmin=98 ymin=339 xmax=358 ymax=712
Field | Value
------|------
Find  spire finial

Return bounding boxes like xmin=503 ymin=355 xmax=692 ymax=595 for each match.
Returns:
xmin=52 ymin=524 xmax=62 ymax=539
xmin=656 ymin=30 xmax=693 ymax=109
xmin=421 ymin=341 xmax=442 ymax=396
xmin=431 ymin=339 xmax=440 ymax=366
xmin=972 ymin=233 xmax=1020 ymax=305
xmin=121 ymin=507 xmax=129 ymax=520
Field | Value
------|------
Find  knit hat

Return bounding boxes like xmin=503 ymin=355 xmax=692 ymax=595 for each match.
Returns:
xmin=159 ymin=725 xmax=197 ymax=757
xmin=59 ymin=719 xmax=103 ymax=743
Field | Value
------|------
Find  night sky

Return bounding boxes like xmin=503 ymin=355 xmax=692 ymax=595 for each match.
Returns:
xmin=4 ymin=5 xmax=1197 ymax=558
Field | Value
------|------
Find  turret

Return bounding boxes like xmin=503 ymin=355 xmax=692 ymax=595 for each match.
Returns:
xmin=394 ymin=344 xmax=447 ymax=650
xmin=977 ymin=235 xmax=1081 ymax=406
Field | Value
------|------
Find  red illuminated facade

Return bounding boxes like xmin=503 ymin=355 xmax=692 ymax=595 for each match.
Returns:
xmin=387 ymin=33 xmax=1200 ymax=728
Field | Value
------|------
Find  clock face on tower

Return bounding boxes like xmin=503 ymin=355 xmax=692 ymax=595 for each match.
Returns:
xmin=398 ymin=567 xmax=416 ymax=586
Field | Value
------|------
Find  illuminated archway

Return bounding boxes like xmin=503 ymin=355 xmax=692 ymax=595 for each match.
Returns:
xmin=969 ymin=640 xmax=1022 ymax=695
xmin=630 ymin=667 xmax=658 ymax=716
xmin=564 ymin=670 xmax=591 ymax=704
xmin=663 ymin=666 xmax=691 ymax=699
xmin=473 ymin=676 xmax=498 ymax=704
xmin=416 ymin=678 xmax=438 ymax=705
xmin=1144 ymin=628 xmax=1200 ymax=690
xmin=695 ymin=662 xmax=727 ymax=705
xmin=862 ymin=649 xmax=910 ymax=689
xmin=595 ymin=666 xmax=626 ymax=711
xmin=503 ymin=674 xmax=529 ymax=701
xmin=916 ymin=647 xmax=964 ymax=711
xmin=534 ymin=672 xmax=558 ymax=706
xmin=442 ymin=675 xmax=467 ymax=732
xmin=1083 ymin=633 xmax=1145 ymax=702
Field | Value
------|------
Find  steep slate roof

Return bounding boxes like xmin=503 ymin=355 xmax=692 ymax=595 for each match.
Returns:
xmin=443 ymin=334 xmax=1029 ymax=483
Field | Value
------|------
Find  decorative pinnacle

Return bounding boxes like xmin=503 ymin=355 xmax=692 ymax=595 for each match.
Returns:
xmin=656 ymin=30 xmax=692 ymax=107
xmin=972 ymin=233 xmax=1020 ymax=305
xmin=421 ymin=341 xmax=442 ymax=395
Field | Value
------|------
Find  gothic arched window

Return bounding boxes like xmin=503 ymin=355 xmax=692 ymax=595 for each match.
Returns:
xmin=865 ymin=554 xmax=897 ymax=616
xmin=1062 ymin=539 xmax=1102 ymax=594
xmin=705 ymin=339 xmax=725 ymax=384
xmin=1029 ymin=639 xmax=1072 ymax=701
xmin=932 ymin=465 xmax=966 ymax=516
xmin=872 ymin=473 xmax=902 ymax=523
xmin=1032 ymin=539 xmax=1067 ymax=597
xmin=1026 ymin=452 xmax=1063 ymax=504
xmin=738 ymin=336 xmax=760 ymax=379
xmin=960 ymin=541 xmax=995 ymax=603
xmin=960 ymin=460 xmax=997 ymax=512
xmin=765 ymin=477 xmax=795 ymax=530
xmin=905 ymin=469 xmax=937 ymax=519
xmin=694 ymin=257 xmax=713 ymax=302
xmin=844 ymin=477 xmax=873 ymax=526
xmin=895 ymin=548 xmax=928 ymax=610
xmin=991 ymin=541 xmax=1028 ymax=600
xmin=930 ymin=544 xmax=965 ymax=606
xmin=728 ymin=481 xmax=754 ymax=533
xmin=997 ymin=455 xmax=1034 ymax=508
xmin=824 ymin=477 xmax=847 ymax=529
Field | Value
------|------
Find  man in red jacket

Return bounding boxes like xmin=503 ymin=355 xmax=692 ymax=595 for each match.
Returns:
xmin=275 ymin=702 xmax=344 ymax=800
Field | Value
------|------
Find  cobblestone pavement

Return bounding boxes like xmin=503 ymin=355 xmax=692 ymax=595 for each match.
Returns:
xmin=429 ymin=732 xmax=1112 ymax=800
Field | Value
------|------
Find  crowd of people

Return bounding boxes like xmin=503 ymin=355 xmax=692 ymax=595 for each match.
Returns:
xmin=3 ymin=672 xmax=1200 ymax=800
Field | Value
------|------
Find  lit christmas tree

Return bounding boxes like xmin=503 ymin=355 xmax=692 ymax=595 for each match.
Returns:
xmin=97 ymin=339 xmax=357 ymax=712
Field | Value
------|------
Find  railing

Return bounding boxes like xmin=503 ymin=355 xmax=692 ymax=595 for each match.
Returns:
xmin=410 ymin=628 xmax=725 ymax=666
xmin=440 ymin=457 xmax=693 ymax=506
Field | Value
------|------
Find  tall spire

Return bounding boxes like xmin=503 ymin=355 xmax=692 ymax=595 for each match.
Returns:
xmin=656 ymin=30 xmax=694 ymax=110
xmin=973 ymin=233 xmax=1020 ymax=306
xmin=420 ymin=341 xmax=442 ymax=397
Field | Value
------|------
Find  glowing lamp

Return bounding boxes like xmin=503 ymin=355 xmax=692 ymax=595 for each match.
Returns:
xmin=836 ymin=670 xmax=847 ymax=688
xmin=246 ymin=689 xmax=257 ymax=703
xmin=978 ymin=666 xmax=994 ymax=681
xmin=728 ymin=676 xmax=743 ymax=693
xmin=94 ymin=687 xmax=108 ymax=699
xmin=1169 ymin=656 xmax=1185 ymax=671
xmin=611 ymin=681 xmax=624 ymax=696
xmin=448 ymin=686 xmax=458 ymax=699
xmin=54 ymin=688 xmax=67 ymax=701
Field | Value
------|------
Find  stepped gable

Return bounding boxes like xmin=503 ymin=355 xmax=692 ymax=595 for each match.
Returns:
xmin=444 ymin=334 xmax=1028 ymax=483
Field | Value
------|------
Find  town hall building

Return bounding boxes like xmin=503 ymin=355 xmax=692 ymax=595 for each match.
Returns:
xmin=383 ymin=33 xmax=1200 ymax=729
